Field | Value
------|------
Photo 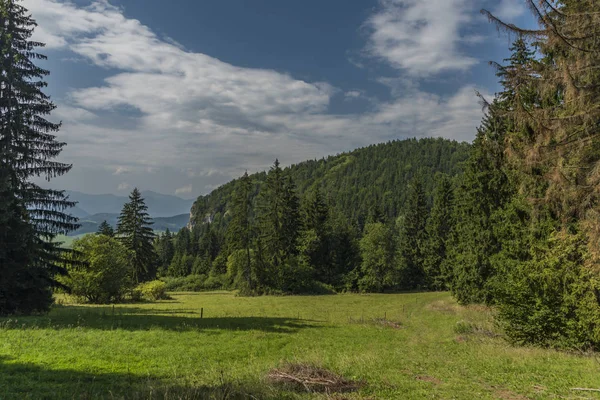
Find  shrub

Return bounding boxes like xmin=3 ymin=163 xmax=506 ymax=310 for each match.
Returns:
xmin=135 ymin=280 xmax=169 ymax=301
xmin=161 ymin=274 xmax=207 ymax=292
xmin=497 ymin=232 xmax=600 ymax=349
xmin=61 ymin=234 xmax=133 ymax=304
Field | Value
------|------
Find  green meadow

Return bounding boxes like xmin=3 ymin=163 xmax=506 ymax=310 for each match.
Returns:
xmin=1 ymin=292 xmax=599 ymax=399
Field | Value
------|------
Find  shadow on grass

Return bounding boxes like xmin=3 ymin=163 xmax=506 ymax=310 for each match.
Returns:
xmin=0 ymin=306 xmax=317 ymax=333
xmin=0 ymin=356 xmax=290 ymax=400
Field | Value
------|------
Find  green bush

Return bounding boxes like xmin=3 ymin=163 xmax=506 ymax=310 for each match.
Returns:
xmin=161 ymin=275 xmax=207 ymax=291
xmin=135 ymin=280 xmax=169 ymax=301
xmin=497 ymin=232 xmax=600 ymax=349
xmin=61 ymin=234 xmax=133 ymax=304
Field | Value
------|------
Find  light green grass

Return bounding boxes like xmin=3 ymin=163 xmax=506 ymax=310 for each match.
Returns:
xmin=1 ymin=292 xmax=599 ymax=399
xmin=53 ymin=233 xmax=88 ymax=248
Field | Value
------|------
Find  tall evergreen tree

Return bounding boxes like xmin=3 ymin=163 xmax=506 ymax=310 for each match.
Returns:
xmin=397 ymin=175 xmax=429 ymax=289
xmin=423 ymin=174 xmax=454 ymax=290
xmin=301 ymin=187 xmax=331 ymax=283
xmin=446 ymin=107 xmax=510 ymax=304
xmin=97 ymin=220 xmax=114 ymax=237
xmin=282 ymin=176 xmax=301 ymax=257
xmin=117 ymin=188 xmax=156 ymax=283
xmin=0 ymin=0 xmax=77 ymax=315
xmin=226 ymin=172 xmax=254 ymax=289
xmin=257 ymin=160 xmax=286 ymax=288
xmin=155 ymin=229 xmax=174 ymax=275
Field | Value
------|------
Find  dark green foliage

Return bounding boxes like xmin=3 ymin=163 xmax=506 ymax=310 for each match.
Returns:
xmin=190 ymin=138 xmax=470 ymax=230
xmin=423 ymin=174 xmax=454 ymax=290
xmin=301 ymin=187 xmax=332 ymax=284
xmin=0 ymin=0 xmax=77 ymax=315
xmin=97 ymin=220 xmax=114 ymax=237
xmin=226 ymin=171 xmax=254 ymax=289
xmin=496 ymin=232 xmax=600 ymax=348
xmin=154 ymin=229 xmax=175 ymax=275
xmin=117 ymin=188 xmax=157 ymax=283
xmin=256 ymin=160 xmax=301 ymax=290
xmin=178 ymin=139 xmax=468 ymax=295
xmin=446 ymin=107 xmax=511 ymax=305
xmin=397 ymin=175 xmax=429 ymax=290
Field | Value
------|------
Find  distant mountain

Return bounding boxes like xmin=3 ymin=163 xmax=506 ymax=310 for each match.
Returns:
xmin=71 ymin=213 xmax=190 ymax=236
xmin=65 ymin=190 xmax=194 ymax=218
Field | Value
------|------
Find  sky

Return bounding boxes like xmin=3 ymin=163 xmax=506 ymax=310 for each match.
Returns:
xmin=25 ymin=0 xmax=534 ymax=199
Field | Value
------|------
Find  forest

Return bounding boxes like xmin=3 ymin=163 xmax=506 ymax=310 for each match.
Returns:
xmin=3 ymin=0 xmax=600 ymax=360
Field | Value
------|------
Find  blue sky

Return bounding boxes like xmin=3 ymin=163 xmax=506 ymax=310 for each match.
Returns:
xmin=26 ymin=0 xmax=533 ymax=198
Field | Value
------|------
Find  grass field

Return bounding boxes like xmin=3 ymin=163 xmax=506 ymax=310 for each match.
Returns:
xmin=1 ymin=292 xmax=599 ymax=399
xmin=53 ymin=233 xmax=88 ymax=248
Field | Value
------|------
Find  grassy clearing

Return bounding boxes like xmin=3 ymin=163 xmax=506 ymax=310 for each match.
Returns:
xmin=53 ymin=233 xmax=88 ymax=248
xmin=1 ymin=292 xmax=599 ymax=399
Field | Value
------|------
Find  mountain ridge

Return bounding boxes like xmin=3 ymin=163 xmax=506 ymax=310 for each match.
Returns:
xmin=65 ymin=190 xmax=194 ymax=218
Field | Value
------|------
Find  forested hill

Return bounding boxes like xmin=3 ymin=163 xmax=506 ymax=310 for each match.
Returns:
xmin=190 ymin=138 xmax=471 ymax=228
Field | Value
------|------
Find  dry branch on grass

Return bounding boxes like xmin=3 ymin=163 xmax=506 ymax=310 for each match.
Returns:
xmin=267 ymin=363 xmax=364 ymax=394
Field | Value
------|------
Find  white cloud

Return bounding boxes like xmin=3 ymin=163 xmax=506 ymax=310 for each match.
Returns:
xmin=492 ymin=0 xmax=527 ymax=21
xmin=25 ymin=0 xmax=487 ymax=197
xmin=117 ymin=182 xmax=131 ymax=191
xmin=365 ymin=0 xmax=478 ymax=76
xmin=175 ymin=184 xmax=193 ymax=195
xmin=113 ymin=166 xmax=130 ymax=175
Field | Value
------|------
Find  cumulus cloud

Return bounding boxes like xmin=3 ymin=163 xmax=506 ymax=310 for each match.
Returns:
xmin=492 ymin=0 xmax=527 ymax=21
xmin=175 ymin=184 xmax=193 ymax=195
xmin=25 ymin=0 xmax=488 ymax=197
xmin=365 ymin=0 xmax=478 ymax=76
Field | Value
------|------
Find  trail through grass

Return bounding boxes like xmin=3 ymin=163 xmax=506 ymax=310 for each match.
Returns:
xmin=1 ymin=292 xmax=599 ymax=399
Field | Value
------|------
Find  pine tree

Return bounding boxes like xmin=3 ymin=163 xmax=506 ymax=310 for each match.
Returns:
xmin=446 ymin=107 xmax=510 ymax=304
xmin=0 ymin=0 xmax=78 ymax=315
xmin=301 ymin=187 xmax=331 ymax=283
xmin=257 ymin=160 xmax=286 ymax=289
xmin=397 ymin=175 xmax=429 ymax=289
xmin=97 ymin=220 xmax=114 ymax=237
xmin=226 ymin=172 xmax=254 ymax=289
xmin=155 ymin=229 xmax=174 ymax=275
xmin=282 ymin=176 xmax=301 ymax=257
xmin=117 ymin=188 xmax=156 ymax=283
xmin=423 ymin=174 xmax=454 ymax=290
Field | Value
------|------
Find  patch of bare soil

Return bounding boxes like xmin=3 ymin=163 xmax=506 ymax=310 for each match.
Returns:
xmin=415 ymin=375 xmax=442 ymax=385
xmin=267 ymin=363 xmax=365 ymax=394
xmin=490 ymin=386 xmax=529 ymax=400
xmin=426 ymin=300 xmax=460 ymax=314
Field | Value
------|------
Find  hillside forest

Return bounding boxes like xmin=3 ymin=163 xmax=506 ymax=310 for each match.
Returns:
xmin=3 ymin=0 xmax=600 ymax=354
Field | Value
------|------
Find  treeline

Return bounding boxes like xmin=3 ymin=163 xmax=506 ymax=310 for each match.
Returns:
xmin=154 ymin=138 xmax=470 ymax=294
xmin=156 ymin=167 xmax=456 ymax=294
xmin=190 ymin=138 xmax=470 ymax=229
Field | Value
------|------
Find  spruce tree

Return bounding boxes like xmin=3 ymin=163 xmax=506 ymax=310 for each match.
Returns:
xmin=282 ymin=176 xmax=301 ymax=257
xmin=155 ymin=229 xmax=174 ymax=275
xmin=117 ymin=188 xmax=156 ymax=283
xmin=226 ymin=172 xmax=254 ymax=289
xmin=423 ymin=174 xmax=454 ymax=290
xmin=0 ymin=0 xmax=77 ymax=315
xmin=397 ymin=175 xmax=429 ymax=289
xmin=301 ymin=187 xmax=331 ymax=283
xmin=97 ymin=220 xmax=114 ymax=237
xmin=257 ymin=160 xmax=286 ymax=288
